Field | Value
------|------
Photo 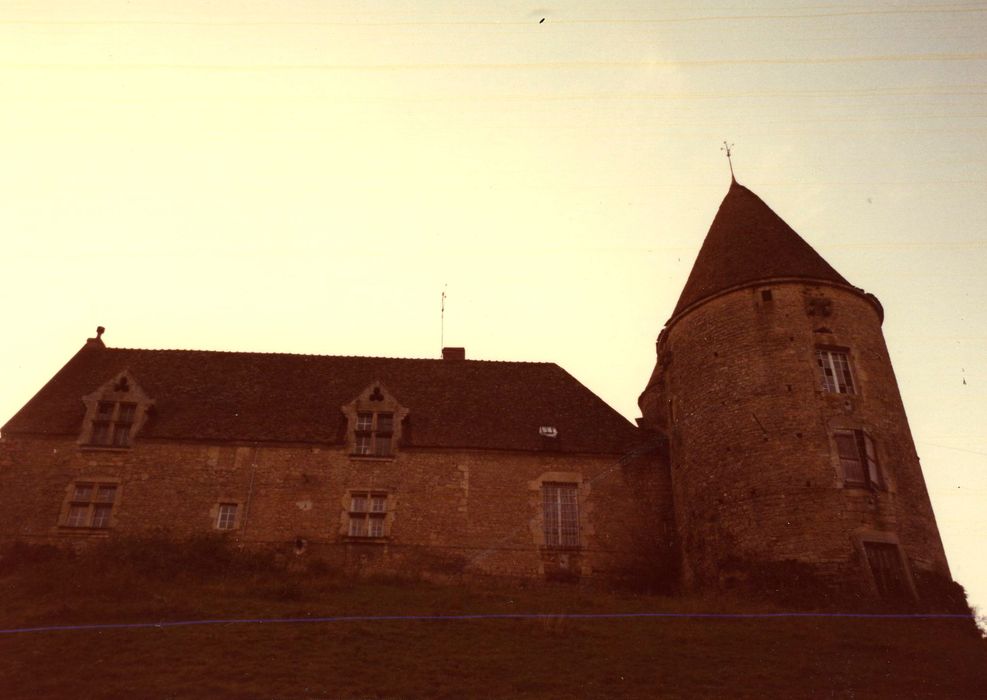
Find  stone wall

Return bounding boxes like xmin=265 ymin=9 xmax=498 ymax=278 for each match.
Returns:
xmin=641 ymin=281 xmax=950 ymax=592
xmin=0 ymin=435 xmax=673 ymax=585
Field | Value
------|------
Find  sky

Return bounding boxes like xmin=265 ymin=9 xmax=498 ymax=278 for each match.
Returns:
xmin=1 ymin=1 xmax=985 ymax=620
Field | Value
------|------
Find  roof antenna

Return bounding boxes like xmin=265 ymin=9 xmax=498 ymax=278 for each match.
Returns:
xmin=440 ymin=283 xmax=447 ymax=355
xmin=721 ymin=140 xmax=736 ymax=182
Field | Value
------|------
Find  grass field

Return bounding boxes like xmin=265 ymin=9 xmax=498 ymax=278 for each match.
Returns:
xmin=1 ymin=539 xmax=985 ymax=699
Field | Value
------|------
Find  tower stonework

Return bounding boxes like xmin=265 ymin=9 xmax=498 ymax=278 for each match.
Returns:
xmin=640 ymin=180 xmax=952 ymax=598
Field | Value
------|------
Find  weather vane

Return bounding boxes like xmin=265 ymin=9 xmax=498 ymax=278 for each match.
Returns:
xmin=440 ymin=283 xmax=447 ymax=353
xmin=721 ymin=140 xmax=735 ymax=180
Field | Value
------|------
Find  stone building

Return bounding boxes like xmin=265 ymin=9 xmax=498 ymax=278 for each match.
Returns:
xmin=0 ymin=180 xmax=953 ymax=600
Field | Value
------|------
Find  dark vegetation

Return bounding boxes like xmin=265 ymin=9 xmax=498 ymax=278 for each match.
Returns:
xmin=1 ymin=536 xmax=985 ymax=699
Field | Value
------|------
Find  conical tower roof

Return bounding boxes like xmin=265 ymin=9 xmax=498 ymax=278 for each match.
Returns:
xmin=671 ymin=180 xmax=850 ymax=318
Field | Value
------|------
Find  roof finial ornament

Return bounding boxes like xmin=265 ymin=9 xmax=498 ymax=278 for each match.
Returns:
xmin=721 ymin=140 xmax=736 ymax=182
xmin=85 ymin=325 xmax=106 ymax=349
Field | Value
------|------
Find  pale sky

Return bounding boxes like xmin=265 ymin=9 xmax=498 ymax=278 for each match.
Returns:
xmin=1 ymin=1 xmax=985 ymax=619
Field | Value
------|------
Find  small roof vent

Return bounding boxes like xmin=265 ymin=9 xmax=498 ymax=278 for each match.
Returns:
xmin=539 ymin=426 xmax=558 ymax=438
xmin=442 ymin=347 xmax=465 ymax=361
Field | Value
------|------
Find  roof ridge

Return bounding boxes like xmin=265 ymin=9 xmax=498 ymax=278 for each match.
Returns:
xmin=98 ymin=347 xmax=556 ymax=365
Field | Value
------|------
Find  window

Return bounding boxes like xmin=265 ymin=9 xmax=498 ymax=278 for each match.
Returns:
xmin=353 ymin=412 xmax=394 ymax=457
xmin=816 ymin=349 xmax=855 ymax=394
xmin=63 ymin=482 xmax=117 ymax=529
xmin=863 ymin=542 xmax=911 ymax=599
xmin=88 ymin=401 xmax=138 ymax=447
xmin=347 ymin=492 xmax=388 ymax=538
xmin=216 ymin=503 xmax=238 ymax=530
xmin=834 ymin=429 xmax=883 ymax=488
xmin=542 ymin=482 xmax=579 ymax=549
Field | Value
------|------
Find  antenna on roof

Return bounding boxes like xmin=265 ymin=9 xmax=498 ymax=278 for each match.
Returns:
xmin=440 ymin=283 xmax=447 ymax=356
xmin=721 ymin=140 xmax=736 ymax=181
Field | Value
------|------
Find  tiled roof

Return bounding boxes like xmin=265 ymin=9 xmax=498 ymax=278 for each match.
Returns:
xmin=671 ymin=180 xmax=851 ymax=318
xmin=2 ymin=344 xmax=642 ymax=454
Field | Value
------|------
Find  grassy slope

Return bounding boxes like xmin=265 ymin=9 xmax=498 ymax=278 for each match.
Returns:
xmin=1 ymin=546 xmax=985 ymax=699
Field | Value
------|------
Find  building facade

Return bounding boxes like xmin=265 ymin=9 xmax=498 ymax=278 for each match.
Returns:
xmin=0 ymin=181 xmax=953 ymax=600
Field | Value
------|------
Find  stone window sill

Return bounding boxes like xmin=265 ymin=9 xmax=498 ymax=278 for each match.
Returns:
xmin=57 ymin=526 xmax=112 ymax=536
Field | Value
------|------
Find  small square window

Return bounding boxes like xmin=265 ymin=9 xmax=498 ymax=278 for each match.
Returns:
xmin=216 ymin=503 xmax=238 ymax=530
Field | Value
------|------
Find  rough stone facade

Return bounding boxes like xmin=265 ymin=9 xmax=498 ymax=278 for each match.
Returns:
xmin=638 ymin=180 xmax=952 ymax=600
xmin=0 ymin=433 xmax=672 ymax=584
xmin=0 ymin=180 xmax=955 ymax=600
xmin=639 ymin=282 xmax=949 ymax=593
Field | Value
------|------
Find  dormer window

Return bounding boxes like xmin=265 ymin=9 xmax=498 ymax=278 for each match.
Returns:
xmin=90 ymin=401 xmax=137 ymax=447
xmin=355 ymin=411 xmax=394 ymax=456
xmin=342 ymin=384 xmax=408 ymax=459
xmin=79 ymin=371 xmax=153 ymax=449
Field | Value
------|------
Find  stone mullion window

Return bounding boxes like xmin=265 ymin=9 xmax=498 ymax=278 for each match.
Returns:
xmin=63 ymin=482 xmax=118 ymax=529
xmin=81 ymin=372 xmax=153 ymax=449
xmin=353 ymin=412 xmax=394 ymax=457
xmin=88 ymin=401 xmax=137 ymax=447
xmin=348 ymin=492 xmax=388 ymax=538
xmin=342 ymin=383 xmax=408 ymax=459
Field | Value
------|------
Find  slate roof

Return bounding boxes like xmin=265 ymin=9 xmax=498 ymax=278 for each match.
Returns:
xmin=671 ymin=179 xmax=851 ymax=318
xmin=2 ymin=344 xmax=642 ymax=455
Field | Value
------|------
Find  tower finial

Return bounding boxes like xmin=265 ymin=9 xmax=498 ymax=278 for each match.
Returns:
xmin=440 ymin=283 xmax=447 ymax=356
xmin=721 ymin=140 xmax=735 ymax=181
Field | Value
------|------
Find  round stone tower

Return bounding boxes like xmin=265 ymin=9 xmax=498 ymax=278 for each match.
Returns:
xmin=640 ymin=179 xmax=951 ymax=599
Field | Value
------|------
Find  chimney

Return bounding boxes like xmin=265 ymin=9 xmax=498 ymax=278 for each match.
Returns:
xmin=442 ymin=347 xmax=465 ymax=361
